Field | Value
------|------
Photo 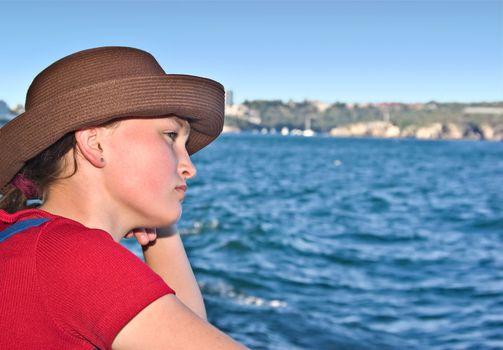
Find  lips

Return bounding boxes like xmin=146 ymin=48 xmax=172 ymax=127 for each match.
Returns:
xmin=175 ymin=185 xmax=187 ymax=193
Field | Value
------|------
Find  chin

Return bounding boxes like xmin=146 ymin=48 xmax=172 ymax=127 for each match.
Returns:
xmin=151 ymin=206 xmax=182 ymax=228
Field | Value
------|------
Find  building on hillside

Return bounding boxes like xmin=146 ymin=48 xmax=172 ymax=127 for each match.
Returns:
xmin=225 ymin=90 xmax=234 ymax=106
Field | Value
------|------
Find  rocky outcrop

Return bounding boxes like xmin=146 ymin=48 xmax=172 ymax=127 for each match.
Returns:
xmin=330 ymin=121 xmax=503 ymax=141
xmin=329 ymin=121 xmax=400 ymax=138
xmin=222 ymin=125 xmax=240 ymax=133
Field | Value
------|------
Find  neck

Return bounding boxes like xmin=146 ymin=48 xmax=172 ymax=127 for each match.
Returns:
xmin=39 ymin=180 xmax=128 ymax=242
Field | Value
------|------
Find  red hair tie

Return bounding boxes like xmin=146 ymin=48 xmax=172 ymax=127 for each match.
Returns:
xmin=11 ymin=174 xmax=40 ymax=199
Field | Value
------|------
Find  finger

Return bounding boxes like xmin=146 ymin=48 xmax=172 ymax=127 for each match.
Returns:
xmin=144 ymin=228 xmax=157 ymax=242
xmin=133 ymin=228 xmax=149 ymax=246
xmin=147 ymin=232 xmax=157 ymax=241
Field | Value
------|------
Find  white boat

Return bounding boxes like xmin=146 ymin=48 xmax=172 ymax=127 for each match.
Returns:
xmin=303 ymin=117 xmax=316 ymax=137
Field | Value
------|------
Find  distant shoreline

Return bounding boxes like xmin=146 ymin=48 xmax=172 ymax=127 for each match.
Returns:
xmin=223 ymin=100 xmax=503 ymax=142
xmin=223 ymin=120 xmax=503 ymax=142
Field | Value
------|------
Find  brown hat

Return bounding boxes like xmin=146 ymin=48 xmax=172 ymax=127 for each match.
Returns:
xmin=0 ymin=46 xmax=225 ymax=192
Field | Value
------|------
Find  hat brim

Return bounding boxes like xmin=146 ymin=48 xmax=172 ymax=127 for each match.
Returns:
xmin=0 ymin=74 xmax=224 ymax=191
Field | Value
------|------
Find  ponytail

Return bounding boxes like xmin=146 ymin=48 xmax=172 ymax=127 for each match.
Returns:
xmin=0 ymin=185 xmax=31 ymax=213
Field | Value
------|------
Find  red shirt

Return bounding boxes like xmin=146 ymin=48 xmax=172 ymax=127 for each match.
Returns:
xmin=0 ymin=209 xmax=175 ymax=349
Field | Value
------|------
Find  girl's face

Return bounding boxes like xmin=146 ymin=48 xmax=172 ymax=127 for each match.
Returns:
xmin=101 ymin=116 xmax=195 ymax=229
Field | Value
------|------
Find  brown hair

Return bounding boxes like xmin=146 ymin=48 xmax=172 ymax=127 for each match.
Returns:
xmin=0 ymin=132 xmax=77 ymax=213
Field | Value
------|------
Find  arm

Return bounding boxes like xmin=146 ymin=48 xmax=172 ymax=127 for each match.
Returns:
xmin=112 ymin=294 xmax=248 ymax=350
xmin=121 ymin=229 xmax=247 ymax=349
xmin=140 ymin=226 xmax=207 ymax=320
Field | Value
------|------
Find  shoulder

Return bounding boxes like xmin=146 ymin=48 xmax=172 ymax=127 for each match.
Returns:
xmin=38 ymin=215 xmax=113 ymax=244
xmin=35 ymin=216 xmax=163 ymax=283
xmin=34 ymin=216 xmax=175 ymax=348
xmin=35 ymin=216 xmax=131 ymax=268
xmin=35 ymin=215 xmax=113 ymax=271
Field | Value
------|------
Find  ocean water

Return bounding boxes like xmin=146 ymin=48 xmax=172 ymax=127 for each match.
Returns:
xmin=124 ymin=134 xmax=503 ymax=350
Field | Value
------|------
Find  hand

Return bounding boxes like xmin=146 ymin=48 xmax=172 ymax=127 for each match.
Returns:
xmin=125 ymin=225 xmax=179 ymax=246
xmin=125 ymin=227 xmax=157 ymax=246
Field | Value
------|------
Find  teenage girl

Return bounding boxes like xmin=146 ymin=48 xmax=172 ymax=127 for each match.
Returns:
xmin=0 ymin=46 xmax=248 ymax=349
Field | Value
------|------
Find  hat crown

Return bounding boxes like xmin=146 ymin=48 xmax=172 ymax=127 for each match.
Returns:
xmin=26 ymin=47 xmax=165 ymax=109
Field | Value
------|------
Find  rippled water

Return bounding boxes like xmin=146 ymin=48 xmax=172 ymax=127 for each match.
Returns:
xmin=124 ymin=134 xmax=503 ymax=350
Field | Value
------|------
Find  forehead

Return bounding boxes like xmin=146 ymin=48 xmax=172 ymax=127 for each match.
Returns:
xmin=128 ymin=115 xmax=190 ymax=131
xmin=157 ymin=116 xmax=190 ymax=133
xmin=108 ymin=116 xmax=190 ymax=136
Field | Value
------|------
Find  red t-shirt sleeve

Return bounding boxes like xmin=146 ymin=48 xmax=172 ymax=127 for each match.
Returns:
xmin=35 ymin=218 xmax=175 ymax=349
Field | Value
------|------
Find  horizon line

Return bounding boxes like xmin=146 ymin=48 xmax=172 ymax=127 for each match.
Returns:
xmin=1 ymin=98 xmax=503 ymax=110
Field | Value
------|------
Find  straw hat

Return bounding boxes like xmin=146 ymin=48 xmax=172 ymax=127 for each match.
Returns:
xmin=0 ymin=46 xmax=225 ymax=192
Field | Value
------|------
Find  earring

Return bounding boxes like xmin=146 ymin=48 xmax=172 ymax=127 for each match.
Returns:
xmin=98 ymin=143 xmax=104 ymax=163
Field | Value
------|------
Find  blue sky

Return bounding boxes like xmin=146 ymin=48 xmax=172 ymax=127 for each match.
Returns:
xmin=0 ymin=0 xmax=501 ymax=107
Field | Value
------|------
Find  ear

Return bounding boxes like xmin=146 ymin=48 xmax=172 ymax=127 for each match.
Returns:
xmin=75 ymin=128 xmax=106 ymax=168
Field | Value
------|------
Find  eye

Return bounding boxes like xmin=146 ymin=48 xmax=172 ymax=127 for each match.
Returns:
xmin=164 ymin=132 xmax=178 ymax=141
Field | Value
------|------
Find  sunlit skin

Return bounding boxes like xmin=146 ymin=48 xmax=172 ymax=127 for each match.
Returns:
xmin=119 ymin=117 xmax=194 ymax=245
xmin=101 ymin=116 xmax=195 ymax=241
xmin=40 ymin=115 xmax=196 ymax=244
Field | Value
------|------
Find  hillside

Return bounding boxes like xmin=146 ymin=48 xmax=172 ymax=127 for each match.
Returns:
xmin=225 ymin=100 xmax=503 ymax=140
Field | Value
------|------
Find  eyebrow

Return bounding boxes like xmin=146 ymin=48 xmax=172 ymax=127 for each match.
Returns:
xmin=171 ymin=118 xmax=190 ymax=133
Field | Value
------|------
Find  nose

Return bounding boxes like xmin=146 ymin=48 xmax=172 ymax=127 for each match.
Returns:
xmin=177 ymin=149 xmax=197 ymax=180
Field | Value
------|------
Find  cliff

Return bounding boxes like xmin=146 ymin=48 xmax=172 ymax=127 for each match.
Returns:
xmin=329 ymin=121 xmax=503 ymax=141
xmin=225 ymin=100 xmax=503 ymax=141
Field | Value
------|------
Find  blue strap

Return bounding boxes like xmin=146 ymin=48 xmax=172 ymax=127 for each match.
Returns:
xmin=0 ymin=218 xmax=51 ymax=243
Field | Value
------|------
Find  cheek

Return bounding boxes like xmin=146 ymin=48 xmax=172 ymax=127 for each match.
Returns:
xmin=144 ymin=157 xmax=177 ymax=191
xmin=107 ymin=136 xmax=177 ymax=189
xmin=133 ymin=142 xmax=178 ymax=189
